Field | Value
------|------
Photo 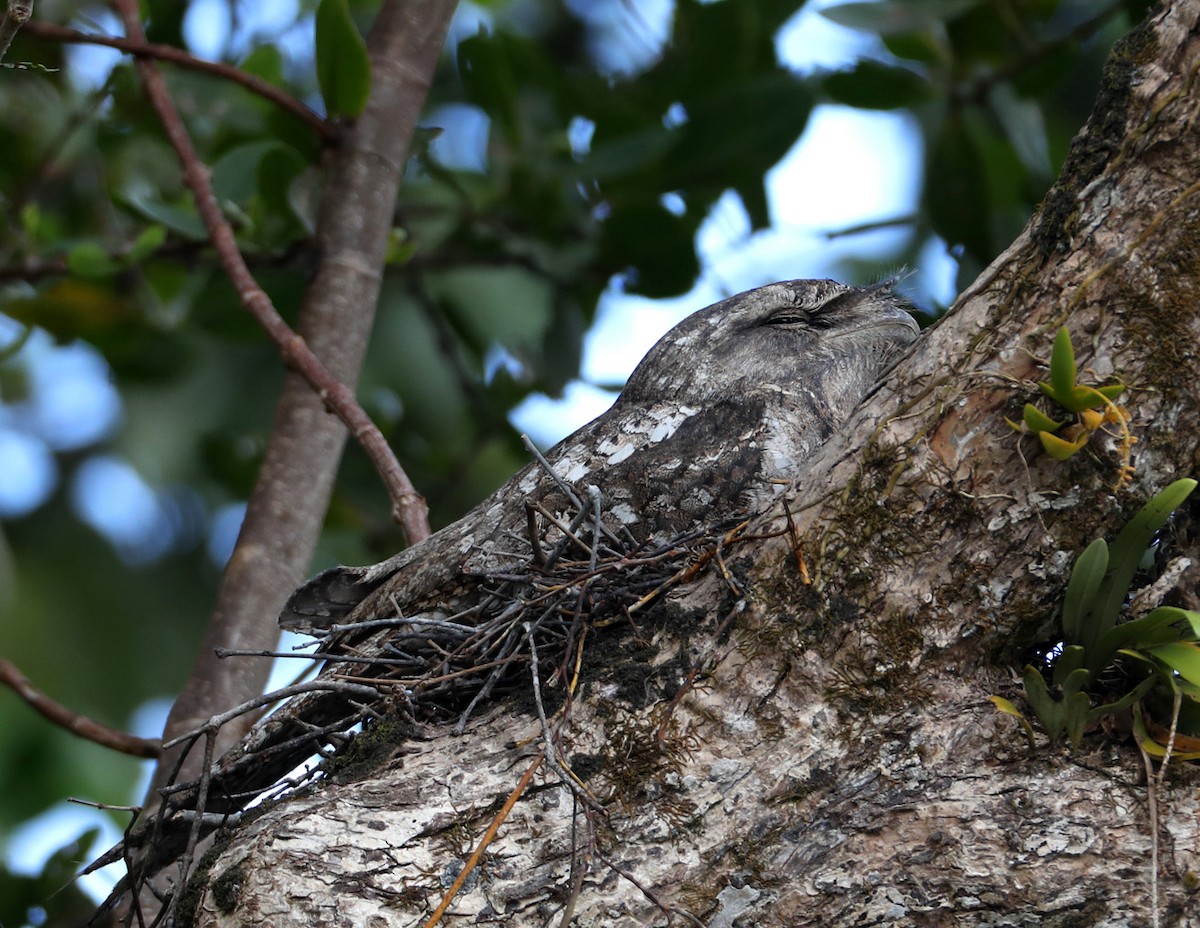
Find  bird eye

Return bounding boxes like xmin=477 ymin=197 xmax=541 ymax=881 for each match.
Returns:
xmin=764 ymin=310 xmax=808 ymax=327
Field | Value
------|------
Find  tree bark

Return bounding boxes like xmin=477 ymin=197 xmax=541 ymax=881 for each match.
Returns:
xmin=180 ymin=2 xmax=1200 ymax=925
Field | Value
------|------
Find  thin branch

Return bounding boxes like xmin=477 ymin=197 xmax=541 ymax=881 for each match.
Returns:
xmin=0 ymin=0 xmax=32 ymax=64
xmin=22 ymin=19 xmax=330 ymax=139
xmin=165 ymin=728 xmax=216 ymax=927
xmin=159 ymin=678 xmax=382 ymax=750
xmin=112 ymin=0 xmax=431 ymax=545
xmin=1139 ymin=744 xmax=1161 ymax=928
xmin=0 ymin=658 xmax=160 ymax=758
xmin=422 ymin=751 xmax=544 ymax=928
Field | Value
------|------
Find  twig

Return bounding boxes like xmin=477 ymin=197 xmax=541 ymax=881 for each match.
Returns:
xmin=1139 ymin=744 xmax=1160 ymax=928
xmin=165 ymin=728 xmax=216 ymax=926
xmin=112 ymin=0 xmax=431 ymax=545
xmin=781 ymin=496 xmax=811 ymax=584
xmin=521 ymin=434 xmax=585 ymax=510
xmin=0 ymin=0 xmax=32 ymax=65
xmin=159 ymin=678 xmax=382 ymax=750
xmin=0 ymin=658 xmax=160 ymax=758
xmin=532 ymin=500 xmax=596 ymax=559
xmin=1155 ymin=685 xmax=1182 ymax=791
xmin=215 ymin=646 xmax=418 ymax=667
xmin=594 ymin=846 xmax=705 ymax=927
xmin=21 ymin=20 xmax=330 ymax=138
xmin=422 ymin=751 xmax=544 ymax=928
xmin=525 ymin=620 xmax=601 ymax=812
xmin=453 ymin=623 xmax=526 ymax=734
xmin=337 ymin=654 xmax=530 ymax=690
xmin=525 ymin=501 xmax=547 ymax=567
xmin=520 ymin=435 xmax=621 ymax=551
xmin=69 ymin=798 xmax=142 ymax=814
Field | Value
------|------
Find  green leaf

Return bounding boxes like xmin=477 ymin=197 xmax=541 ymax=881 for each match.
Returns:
xmin=1022 ymin=665 xmax=1063 ymax=740
xmin=1130 ymin=705 xmax=1200 ymax=760
xmin=1051 ymin=644 xmax=1087 ymax=688
xmin=458 ymin=32 xmax=521 ymax=145
xmin=66 ymin=242 xmax=121 ymax=280
xmin=1088 ymin=479 xmax=1198 ymax=666
xmin=989 ymin=82 xmax=1051 ymax=181
xmin=126 ymin=224 xmax=167 ymax=264
xmin=1023 ymin=664 xmax=1090 ymax=744
xmin=1159 ymin=606 xmax=1200 ymax=638
xmin=1148 ymin=641 xmax=1200 ymax=687
xmin=926 ymin=111 xmax=991 ymax=262
xmin=1064 ymin=690 xmax=1092 ymax=748
xmin=1088 ymin=674 xmax=1156 ymax=723
xmin=822 ymin=61 xmax=933 ymax=110
xmin=1048 ymin=326 xmax=1077 ymax=403
xmin=881 ymin=30 xmax=946 ymax=64
xmin=1096 ymin=607 xmax=1200 ymax=667
xmin=123 ymin=193 xmax=208 ymax=240
xmin=212 ymin=141 xmax=291 ymax=205
xmin=1022 ymin=403 xmax=1061 ymax=434
xmin=315 ymin=0 xmax=371 ymax=119
xmin=1061 ymin=540 xmax=1107 ymax=645
xmin=1059 ymin=666 xmax=1092 ymax=697
xmin=239 ymin=45 xmax=285 ymax=85
xmin=989 ymin=695 xmax=1035 ymax=748
xmin=1038 ymin=429 xmax=1087 ymax=460
xmin=601 ymin=203 xmax=698 ymax=298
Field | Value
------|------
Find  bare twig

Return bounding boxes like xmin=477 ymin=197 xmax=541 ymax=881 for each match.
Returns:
xmin=0 ymin=658 xmax=160 ymax=758
xmin=0 ymin=0 xmax=32 ymax=65
xmin=159 ymin=678 xmax=383 ymax=750
xmin=112 ymin=0 xmax=430 ymax=544
xmin=595 ymin=846 xmax=705 ymax=927
xmin=21 ymin=20 xmax=330 ymax=138
xmin=165 ymin=728 xmax=216 ymax=926
xmin=525 ymin=620 xmax=602 ymax=812
xmin=1139 ymin=744 xmax=1161 ymax=928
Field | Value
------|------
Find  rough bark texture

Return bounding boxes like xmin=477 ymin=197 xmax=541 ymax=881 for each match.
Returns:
xmin=180 ymin=3 xmax=1200 ymax=926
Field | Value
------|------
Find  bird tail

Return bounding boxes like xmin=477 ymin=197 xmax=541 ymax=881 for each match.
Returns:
xmin=278 ymin=566 xmax=383 ymax=632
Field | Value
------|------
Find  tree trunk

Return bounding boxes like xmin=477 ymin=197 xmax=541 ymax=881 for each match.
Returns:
xmin=178 ymin=3 xmax=1200 ymax=925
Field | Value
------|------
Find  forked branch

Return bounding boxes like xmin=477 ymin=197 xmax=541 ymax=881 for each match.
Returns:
xmin=112 ymin=0 xmax=430 ymax=545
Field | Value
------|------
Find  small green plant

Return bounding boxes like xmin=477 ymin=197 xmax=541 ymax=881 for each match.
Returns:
xmin=994 ymin=479 xmax=1200 ymax=750
xmin=1007 ymin=327 xmax=1134 ymax=487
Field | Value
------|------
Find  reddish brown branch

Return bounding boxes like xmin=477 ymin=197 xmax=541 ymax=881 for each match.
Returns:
xmin=113 ymin=0 xmax=431 ymax=546
xmin=0 ymin=658 xmax=160 ymax=758
xmin=22 ymin=19 xmax=331 ymax=140
xmin=423 ymin=752 xmax=544 ymax=928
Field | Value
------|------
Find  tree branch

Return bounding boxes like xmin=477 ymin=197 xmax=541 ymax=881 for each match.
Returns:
xmin=112 ymin=0 xmax=430 ymax=543
xmin=21 ymin=19 xmax=332 ymax=139
xmin=0 ymin=658 xmax=160 ymax=758
xmin=0 ymin=0 xmax=31 ymax=64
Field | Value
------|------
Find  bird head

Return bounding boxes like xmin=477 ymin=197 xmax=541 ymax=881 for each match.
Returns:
xmin=619 ymin=278 xmax=920 ymax=418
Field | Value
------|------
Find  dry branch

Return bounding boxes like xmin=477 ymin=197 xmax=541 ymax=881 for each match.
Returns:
xmin=112 ymin=0 xmax=430 ymax=544
xmin=21 ymin=20 xmax=330 ymax=137
xmin=0 ymin=658 xmax=160 ymax=758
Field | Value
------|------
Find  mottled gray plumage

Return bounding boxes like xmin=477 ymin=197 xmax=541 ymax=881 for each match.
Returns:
xmin=282 ymin=277 xmax=918 ymax=633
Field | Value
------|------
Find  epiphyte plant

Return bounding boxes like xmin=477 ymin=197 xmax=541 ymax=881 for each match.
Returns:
xmin=994 ymin=479 xmax=1200 ymax=751
xmin=1007 ymin=327 xmax=1133 ymax=486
